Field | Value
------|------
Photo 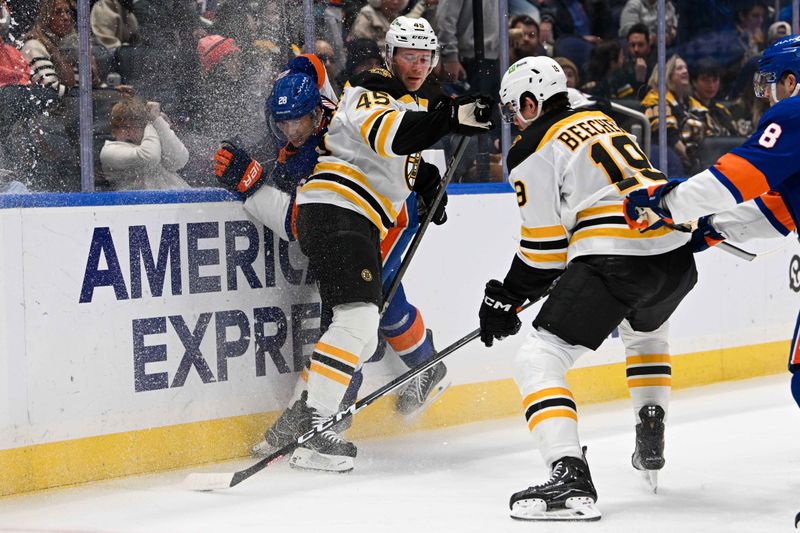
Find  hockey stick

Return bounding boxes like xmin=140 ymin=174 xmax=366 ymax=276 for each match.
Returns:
xmin=635 ymin=208 xmax=758 ymax=262
xmin=381 ymin=135 xmax=470 ymax=314
xmin=184 ymin=298 xmax=539 ymax=491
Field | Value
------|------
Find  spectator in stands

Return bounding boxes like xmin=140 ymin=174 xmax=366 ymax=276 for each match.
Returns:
xmin=212 ymin=0 xmax=258 ymax=51
xmin=128 ymin=0 xmax=201 ymax=117
xmin=90 ymin=0 xmax=138 ymax=50
xmin=767 ymin=20 xmax=791 ymax=46
xmin=726 ymin=73 xmax=767 ymax=137
xmin=195 ymin=34 xmax=244 ymax=138
xmin=735 ymin=0 xmax=766 ymax=63
xmin=676 ymin=1 xmax=736 ymax=44
xmin=509 ymin=14 xmax=545 ymax=63
xmin=100 ymin=97 xmax=190 ymax=190
xmin=338 ymin=37 xmax=383 ymax=87
xmin=349 ymin=0 xmax=406 ymax=52
xmin=554 ymin=56 xmax=579 ymax=88
xmin=437 ymin=0 xmax=500 ymax=95
xmin=539 ymin=0 xmax=614 ymax=44
xmin=690 ymin=57 xmax=736 ymax=137
xmin=182 ymin=34 xmax=265 ymax=186
xmin=609 ymin=22 xmax=654 ymax=99
xmin=538 ymin=13 xmax=555 ymax=56
xmin=580 ymin=39 xmax=623 ymax=98
xmin=508 ymin=0 xmax=540 ymax=23
xmin=0 ymin=0 xmax=29 ymax=89
xmin=403 ymin=0 xmax=439 ymax=30
xmin=641 ymin=54 xmax=706 ymax=174
xmin=315 ymin=39 xmax=339 ymax=85
xmin=21 ymin=0 xmax=80 ymax=96
xmin=618 ymin=0 xmax=678 ymax=46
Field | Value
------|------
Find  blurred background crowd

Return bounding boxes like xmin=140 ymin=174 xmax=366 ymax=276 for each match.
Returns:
xmin=0 ymin=0 xmax=797 ymax=192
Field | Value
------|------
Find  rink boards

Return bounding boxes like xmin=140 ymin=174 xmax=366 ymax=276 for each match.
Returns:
xmin=0 ymin=186 xmax=797 ymax=496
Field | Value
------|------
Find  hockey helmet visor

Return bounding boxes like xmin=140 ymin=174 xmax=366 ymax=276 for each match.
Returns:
xmin=754 ymin=34 xmax=800 ymax=99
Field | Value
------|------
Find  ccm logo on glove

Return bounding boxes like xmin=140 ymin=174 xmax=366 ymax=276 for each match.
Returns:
xmin=483 ymin=295 xmax=514 ymax=312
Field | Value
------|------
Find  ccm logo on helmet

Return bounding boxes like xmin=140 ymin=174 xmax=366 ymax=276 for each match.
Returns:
xmin=483 ymin=295 xmax=512 ymax=312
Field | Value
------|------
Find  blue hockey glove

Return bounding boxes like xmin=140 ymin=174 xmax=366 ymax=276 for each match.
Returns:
xmin=623 ymin=179 xmax=685 ymax=232
xmin=214 ymin=140 xmax=265 ymax=198
xmin=690 ymin=215 xmax=725 ymax=253
xmin=479 ymin=280 xmax=524 ymax=347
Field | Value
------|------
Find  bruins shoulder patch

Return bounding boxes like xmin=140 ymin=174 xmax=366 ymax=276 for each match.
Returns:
xmin=367 ymin=67 xmax=393 ymax=78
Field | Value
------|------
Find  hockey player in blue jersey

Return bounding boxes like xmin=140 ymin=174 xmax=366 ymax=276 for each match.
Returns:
xmin=214 ymin=49 xmax=452 ymax=470
xmin=623 ymin=34 xmax=800 ymax=406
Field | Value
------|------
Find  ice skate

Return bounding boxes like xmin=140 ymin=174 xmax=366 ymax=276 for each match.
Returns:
xmin=509 ymin=454 xmax=601 ymax=521
xmin=289 ymin=408 xmax=358 ymax=473
xmin=251 ymin=391 xmax=313 ymax=457
xmin=395 ymin=332 xmax=451 ymax=417
xmin=632 ymin=404 xmax=665 ymax=493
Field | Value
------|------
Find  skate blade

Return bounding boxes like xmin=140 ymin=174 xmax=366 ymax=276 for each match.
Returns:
xmin=642 ymin=470 xmax=658 ymax=494
xmin=510 ymin=498 xmax=601 ymax=522
xmin=289 ymin=447 xmax=354 ymax=473
xmin=400 ymin=379 xmax=452 ymax=420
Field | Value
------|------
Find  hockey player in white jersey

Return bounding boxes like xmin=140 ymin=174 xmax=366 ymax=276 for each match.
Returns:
xmin=222 ymin=16 xmax=492 ymax=473
xmin=477 ymin=56 xmax=698 ymax=521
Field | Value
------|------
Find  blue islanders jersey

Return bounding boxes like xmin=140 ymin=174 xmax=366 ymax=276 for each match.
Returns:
xmin=665 ymin=95 xmax=800 ymax=239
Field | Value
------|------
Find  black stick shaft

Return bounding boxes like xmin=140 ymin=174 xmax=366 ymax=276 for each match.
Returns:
xmin=228 ymin=298 xmax=539 ymax=487
xmin=381 ymin=136 xmax=470 ymax=315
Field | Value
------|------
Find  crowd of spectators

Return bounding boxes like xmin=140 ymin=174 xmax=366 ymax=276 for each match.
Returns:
xmin=0 ymin=0 xmax=796 ymax=192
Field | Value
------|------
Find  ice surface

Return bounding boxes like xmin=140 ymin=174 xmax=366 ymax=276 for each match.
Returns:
xmin=1 ymin=374 xmax=798 ymax=533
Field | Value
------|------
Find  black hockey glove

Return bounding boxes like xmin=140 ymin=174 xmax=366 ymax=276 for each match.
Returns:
xmin=479 ymin=279 xmax=524 ymax=347
xmin=413 ymin=161 xmax=447 ymax=225
xmin=434 ymin=93 xmax=495 ymax=136
xmin=214 ymin=139 xmax=266 ymax=198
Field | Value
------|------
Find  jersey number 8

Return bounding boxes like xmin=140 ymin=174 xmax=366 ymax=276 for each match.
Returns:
xmin=758 ymin=123 xmax=782 ymax=148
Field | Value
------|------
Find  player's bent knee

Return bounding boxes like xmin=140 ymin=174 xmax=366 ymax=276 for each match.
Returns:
xmin=513 ymin=330 xmax=573 ymax=385
xmin=332 ymin=302 xmax=380 ymax=340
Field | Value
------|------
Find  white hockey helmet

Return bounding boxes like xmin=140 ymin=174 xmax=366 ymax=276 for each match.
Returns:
xmin=385 ymin=16 xmax=440 ymax=73
xmin=499 ymin=56 xmax=568 ymax=124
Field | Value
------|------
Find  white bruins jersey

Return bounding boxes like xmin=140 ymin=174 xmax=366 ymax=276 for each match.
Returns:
xmin=507 ymin=107 xmax=689 ymax=271
xmin=297 ymin=68 xmax=432 ymax=239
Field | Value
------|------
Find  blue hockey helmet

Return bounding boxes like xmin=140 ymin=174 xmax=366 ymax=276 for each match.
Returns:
xmin=267 ymin=72 xmax=323 ymax=145
xmin=754 ymin=34 xmax=800 ymax=100
xmin=267 ymin=72 xmax=321 ymax=122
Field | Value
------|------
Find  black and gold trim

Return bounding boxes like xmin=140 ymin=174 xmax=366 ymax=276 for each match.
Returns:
xmin=521 ymin=387 xmax=578 ymax=432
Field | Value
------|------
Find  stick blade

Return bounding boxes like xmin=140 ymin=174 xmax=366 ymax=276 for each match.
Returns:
xmin=183 ymin=472 xmax=236 ymax=492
